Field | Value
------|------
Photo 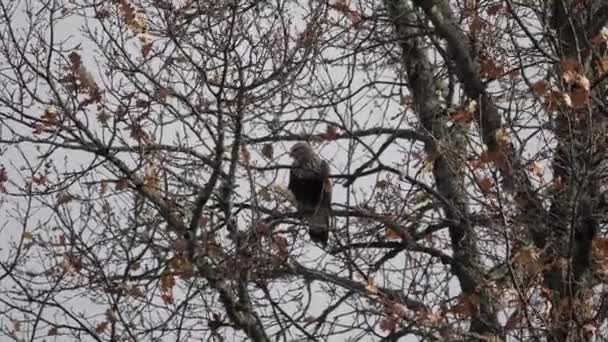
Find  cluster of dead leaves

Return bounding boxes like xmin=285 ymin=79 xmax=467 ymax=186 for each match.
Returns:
xmin=466 ymin=127 xmax=515 ymax=194
xmin=532 ymin=59 xmax=591 ymax=111
xmin=143 ymin=166 xmax=161 ymax=189
xmin=56 ymin=191 xmax=77 ymax=206
xmin=449 ymin=99 xmax=477 ymax=124
xmin=261 ymin=144 xmax=273 ymax=159
xmin=357 ymin=276 xmax=442 ymax=334
xmin=330 ymin=0 xmax=363 ymax=28
xmin=58 ymin=253 xmax=83 ymax=275
xmin=95 ymin=309 xmax=118 ymax=334
xmin=160 ymin=272 xmax=176 ymax=304
xmin=265 ymin=184 xmax=296 ymax=206
xmin=33 ymin=106 xmax=62 ymax=135
xmin=28 ymin=173 xmax=49 ymax=191
xmin=241 ymin=145 xmax=252 ymax=165
xmin=592 ymin=238 xmax=608 ymax=279
xmin=512 ymin=245 xmax=542 ymax=275
xmin=97 ymin=1 xmax=151 ymax=57
xmin=378 ymin=298 xmax=442 ymax=334
xmin=129 ymin=121 xmax=152 ymax=143
xmin=382 ymin=214 xmax=411 ymax=241
xmin=450 ymin=293 xmax=480 ymax=319
xmin=58 ymin=51 xmax=102 ymax=107
xmin=7 ymin=319 xmax=58 ymax=337
xmin=320 ymin=124 xmax=339 ymax=140
xmin=479 ymin=54 xmax=506 ymax=81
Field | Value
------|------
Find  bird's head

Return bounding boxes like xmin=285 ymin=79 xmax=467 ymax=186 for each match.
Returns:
xmin=289 ymin=142 xmax=314 ymax=163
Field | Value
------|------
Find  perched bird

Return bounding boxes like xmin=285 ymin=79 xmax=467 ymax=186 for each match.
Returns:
xmin=288 ymin=142 xmax=332 ymax=246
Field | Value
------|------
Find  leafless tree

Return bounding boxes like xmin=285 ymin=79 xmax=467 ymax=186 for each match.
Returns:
xmin=0 ymin=0 xmax=607 ymax=341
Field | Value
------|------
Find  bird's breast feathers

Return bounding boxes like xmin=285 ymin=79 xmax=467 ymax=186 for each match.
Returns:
xmin=291 ymin=157 xmax=322 ymax=178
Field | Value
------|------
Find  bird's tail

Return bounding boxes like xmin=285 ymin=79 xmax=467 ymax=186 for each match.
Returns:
xmin=306 ymin=207 xmax=330 ymax=246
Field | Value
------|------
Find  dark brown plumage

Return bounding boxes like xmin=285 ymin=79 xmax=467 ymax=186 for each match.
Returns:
xmin=288 ymin=142 xmax=332 ymax=246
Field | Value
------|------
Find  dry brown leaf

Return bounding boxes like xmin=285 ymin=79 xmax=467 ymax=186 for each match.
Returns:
xmin=364 ymin=276 xmax=379 ymax=295
xmin=261 ymin=144 xmax=274 ymax=159
xmin=127 ymin=286 xmax=144 ymax=298
xmin=512 ymin=246 xmax=541 ymax=274
xmin=347 ymin=10 xmax=363 ymax=27
xmin=160 ymin=273 xmax=175 ymax=292
xmin=135 ymin=99 xmax=150 ymax=108
xmin=452 ymin=294 xmax=479 ymax=318
xmin=529 ymin=161 xmax=544 ymax=178
xmin=270 ymin=184 xmax=296 ymax=205
xmin=170 ymin=255 xmax=190 ymax=272
xmin=422 ymin=156 xmax=434 ymax=173
xmin=562 ymin=69 xmax=578 ymax=85
xmin=0 ymin=166 xmax=7 ymax=185
xmin=273 ymin=234 xmax=289 ymax=258
xmin=419 ymin=309 xmax=442 ymax=327
xmin=466 ymin=99 xmax=478 ymax=113
xmin=532 ymin=80 xmax=550 ymax=96
xmin=596 ymin=57 xmax=608 ymax=74
xmin=255 ymin=221 xmax=269 ymax=235
xmin=67 ymin=51 xmax=82 ymax=71
xmin=495 ymin=128 xmax=511 ymax=146
xmin=593 ymin=238 xmax=608 ymax=267
xmin=400 ymin=94 xmax=413 ymax=107
xmin=543 ymin=90 xmax=562 ymax=111
xmin=95 ymin=321 xmax=108 ymax=334
xmin=379 ymin=316 xmax=397 ymax=332
xmin=138 ymin=33 xmax=153 ymax=57
xmin=155 ymin=87 xmax=171 ymax=102
xmin=389 ymin=302 xmax=410 ymax=319
xmin=322 ymin=125 xmax=339 ymax=140
xmin=469 ymin=15 xmax=482 ymax=33
xmin=241 ymin=146 xmax=251 ymax=164
xmin=376 ymin=179 xmax=389 ymax=189
xmin=57 ymin=192 xmax=76 ymax=205
xmin=130 ymin=124 xmax=150 ymax=143
xmin=477 ymin=176 xmax=494 ymax=193
xmin=161 ymin=292 xmax=174 ymax=304
xmin=450 ymin=110 xmax=474 ymax=123
xmin=560 ymin=58 xmax=581 ymax=75
xmin=486 ymin=4 xmax=502 ymax=15
xmin=116 ymin=178 xmax=129 ymax=191
xmin=570 ymin=87 xmax=590 ymax=109
xmin=61 ymin=258 xmax=76 ymax=274
xmin=480 ymin=149 xmax=506 ymax=166
xmin=32 ymin=174 xmax=48 ymax=185
xmin=594 ymin=238 xmax=608 ymax=254
xmin=143 ymin=167 xmax=160 ymax=188
xmin=480 ymin=59 xmax=505 ymax=79
xmin=78 ymin=67 xmax=98 ymax=91
xmin=332 ymin=0 xmax=351 ymax=12
xmin=41 ymin=106 xmax=59 ymax=126
xmin=258 ymin=188 xmax=271 ymax=201
xmin=385 ymin=227 xmax=401 ymax=240
xmin=575 ymin=74 xmax=591 ymax=91
xmin=562 ymin=93 xmax=573 ymax=108
xmin=470 ymin=158 xmax=483 ymax=170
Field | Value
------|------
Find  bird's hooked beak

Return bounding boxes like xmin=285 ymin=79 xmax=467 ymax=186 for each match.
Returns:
xmin=289 ymin=145 xmax=300 ymax=159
